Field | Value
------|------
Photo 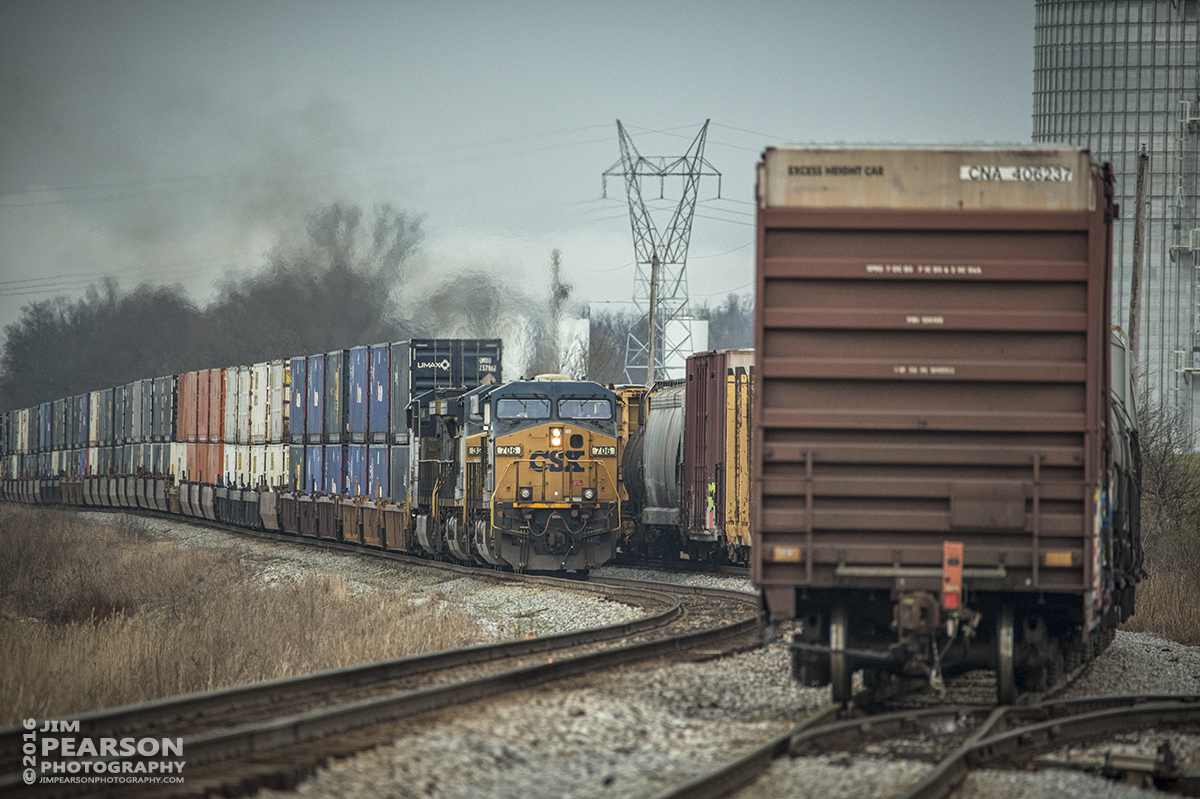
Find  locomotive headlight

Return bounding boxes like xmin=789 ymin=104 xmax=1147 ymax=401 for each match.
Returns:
xmin=518 ymin=487 xmax=533 ymax=501
xmin=549 ymin=427 xmax=563 ymax=448
xmin=582 ymin=487 xmax=596 ymax=501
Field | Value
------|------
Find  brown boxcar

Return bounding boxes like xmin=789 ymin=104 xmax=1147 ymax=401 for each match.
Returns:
xmin=683 ymin=349 xmax=754 ymax=561
xmin=753 ymin=146 xmax=1139 ymax=703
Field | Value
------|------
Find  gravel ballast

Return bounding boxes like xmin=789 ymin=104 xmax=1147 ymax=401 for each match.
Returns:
xmin=81 ymin=512 xmax=1200 ymax=799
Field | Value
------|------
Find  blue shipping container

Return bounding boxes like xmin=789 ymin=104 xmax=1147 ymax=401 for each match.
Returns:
xmin=305 ymin=445 xmax=323 ymax=494
xmin=368 ymin=444 xmax=389 ymax=500
xmin=289 ymin=444 xmax=306 ymax=491
xmin=369 ymin=344 xmax=390 ymax=444
xmin=324 ymin=444 xmax=344 ymax=496
xmin=345 ymin=443 xmax=367 ymax=496
xmin=324 ymin=350 xmax=347 ymax=444
xmin=348 ymin=346 xmax=370 ymax=443
xmin=306 ymin=354 xmax=325 ymax=445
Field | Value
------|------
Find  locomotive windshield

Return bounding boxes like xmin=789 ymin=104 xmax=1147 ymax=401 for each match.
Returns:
xmin=558 ymin=398 xmax=612 ymax=420
xmin=495 ymin=397 xmax=551 ymax=419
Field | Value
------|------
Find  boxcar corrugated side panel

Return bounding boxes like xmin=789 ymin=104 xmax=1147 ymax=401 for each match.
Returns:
xmin=753 ymin=146 xmax=1113 ymax=622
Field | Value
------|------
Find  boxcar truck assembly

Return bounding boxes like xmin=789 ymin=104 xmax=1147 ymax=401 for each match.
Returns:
xmin=752 ymin=146 xmax=1142 ymax=703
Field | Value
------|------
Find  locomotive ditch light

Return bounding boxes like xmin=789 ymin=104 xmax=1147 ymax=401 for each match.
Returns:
xmin=518 ymin=487 xmax=533 ymax=501
xmin=582 ymin=487 xmax=596 ymax=501
xmin=550 ymin=427 xmax=563 ymax=447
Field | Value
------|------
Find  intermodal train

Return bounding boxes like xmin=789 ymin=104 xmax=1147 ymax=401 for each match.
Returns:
xmin=753 ymin=144 xmax=1143 ymax=703
xmin=0 ymin=337 xmax=756 ymax=574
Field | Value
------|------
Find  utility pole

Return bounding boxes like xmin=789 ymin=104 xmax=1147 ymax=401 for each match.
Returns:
xmin=603 ymin=120 xmax=720 ymax=385
xmin=1129 ymin=146 xmax=1148 ymax=396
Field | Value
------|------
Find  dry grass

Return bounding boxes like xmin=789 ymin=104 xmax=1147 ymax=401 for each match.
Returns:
xmin=1119 ymin=499 xmax=1200 ymax=646
xmin=0 ymin=506 xmax=480 ymax=725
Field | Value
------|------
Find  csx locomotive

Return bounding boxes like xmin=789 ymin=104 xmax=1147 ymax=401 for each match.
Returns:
xmin=410 ymin=378 xmax=621 ymax=571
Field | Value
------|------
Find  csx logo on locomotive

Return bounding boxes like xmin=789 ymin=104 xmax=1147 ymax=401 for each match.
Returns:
xmin=528 ymin=450 xmax=585 ymax=472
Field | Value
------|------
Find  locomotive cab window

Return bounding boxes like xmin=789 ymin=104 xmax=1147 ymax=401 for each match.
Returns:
xmin=495 ymin=398 xmax=551 ymax=419
xmin=557 ymin=398 xmax=612 ymax=420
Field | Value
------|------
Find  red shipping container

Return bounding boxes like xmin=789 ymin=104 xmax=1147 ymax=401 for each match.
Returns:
xmin=178 ymin=372 xmax=197 ymax=444
xmin=208 ymin=369 xmax=225 ymax=445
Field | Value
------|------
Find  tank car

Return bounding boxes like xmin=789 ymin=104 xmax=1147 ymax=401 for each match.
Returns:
xmin=753 ymin=145 xmax=1142 ymax=704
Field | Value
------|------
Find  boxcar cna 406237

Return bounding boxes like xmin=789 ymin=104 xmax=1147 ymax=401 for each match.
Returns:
xmin=753 ymin=146 xmax=1140 ymax=703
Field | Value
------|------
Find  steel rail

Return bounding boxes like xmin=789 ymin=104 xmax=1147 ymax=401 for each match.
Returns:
xmin=648 ymin=693 xmax=1200 ymax=799
xmin=897 ymin=694 xmax=1200 ymax=799
xmin=3 ymin=592 xmax=763 ymax=798
xmin=2 ymin=506 xmax=762 ymax=796
xmin=0 ymin=581 xmax=684 ymax=776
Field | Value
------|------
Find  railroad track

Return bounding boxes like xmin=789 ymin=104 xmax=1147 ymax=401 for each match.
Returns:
xmin=2 ymin=511 xmax=763 ymax=798
xmin=655 ymin=694 xmax=1200 ymax=798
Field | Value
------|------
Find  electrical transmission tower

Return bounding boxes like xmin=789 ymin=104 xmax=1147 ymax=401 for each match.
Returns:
xmin=603 ymin=120 xmax=720 ymax=384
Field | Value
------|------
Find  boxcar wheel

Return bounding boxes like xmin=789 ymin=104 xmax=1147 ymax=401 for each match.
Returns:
xmin=830 ymin=603 xmax=852 ymax=704
xmin=996 ymin=606 xmax=1016 ymax=705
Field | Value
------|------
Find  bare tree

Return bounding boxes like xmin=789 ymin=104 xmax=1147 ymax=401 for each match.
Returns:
xmin=0 ymin=281 xmax=200 ymax=409
xmin=692 ymin=292 xmax=754 ymax=351
xmin=586 ymin=309 xmax=633 ymax=385
xmin=1136 ymin=385 xmax=1200 ymax=570
xmin=189 ymin=202 xmax=422 ymax=365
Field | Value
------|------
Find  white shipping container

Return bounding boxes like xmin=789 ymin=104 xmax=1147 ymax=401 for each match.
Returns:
xmin=268 ymin=360 xmax=286 ymax=444
xmin=237 ymin=366 xmax=252 ymax=445
xmin=169 ymin=443 xmax=188 ymax=480
xmin=265 ymin=444 xmax=288 ymax=489
xmin=248 ymin=444 xmax=265 ymax=488
xmin=238 ymin=444 xmax=252 ymax=487
xmin=223 ymin=367 xmax=239 ymax=444
xmin=88 ymin=390 xmax=101 ymax=447
xmin=17 ymin=409 xmax=29 ymax=455
xmin=250 ymin=362 xmax=269 ymax=445
xmin=87 ymin=447 xmax=98 ymax=476
xmin=223 ymin=445 xmax=237 ymax=485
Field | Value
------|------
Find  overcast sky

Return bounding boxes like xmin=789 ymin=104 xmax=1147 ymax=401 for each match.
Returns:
xmin=0 ymin=0 xmax=1037 ymax=340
